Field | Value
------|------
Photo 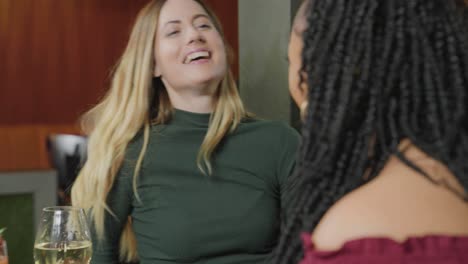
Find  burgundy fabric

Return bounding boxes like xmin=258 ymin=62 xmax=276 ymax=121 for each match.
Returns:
xmin=300 ymin=232 xmax=468 ymax=264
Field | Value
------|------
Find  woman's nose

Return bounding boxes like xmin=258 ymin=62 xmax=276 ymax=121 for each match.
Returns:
xmin=186 ymin=27 xmax=206 ymax=44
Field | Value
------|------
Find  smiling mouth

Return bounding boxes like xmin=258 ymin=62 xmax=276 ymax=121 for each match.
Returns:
xmin=184 ymin=51 xmax=211 ymax=64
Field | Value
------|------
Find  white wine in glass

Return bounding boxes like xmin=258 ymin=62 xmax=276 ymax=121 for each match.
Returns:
xmin=34 ymin=206 xmax=92 ymax=264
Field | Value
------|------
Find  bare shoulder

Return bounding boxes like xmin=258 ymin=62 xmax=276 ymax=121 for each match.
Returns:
xmin=311 ymin=156 xmax=468 ymax=251
xmin=311 ymin=181 xmax=384 ymax=251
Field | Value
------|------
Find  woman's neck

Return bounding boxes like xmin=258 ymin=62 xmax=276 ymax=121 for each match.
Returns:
xmin=169 ymin=93 xmax=215 ymax=113
xmin=394 ymin=139 xmax=465 ymax=196
xmin=162 ymin=79 xmax=218 ymax=114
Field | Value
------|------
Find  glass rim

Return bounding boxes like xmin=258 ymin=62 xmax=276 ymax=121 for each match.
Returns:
xmin=42 ymin=206 xmax=84 ymax=213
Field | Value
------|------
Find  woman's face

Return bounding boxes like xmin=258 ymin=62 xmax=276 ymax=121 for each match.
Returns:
xmin=154 ymin=0 xmax=227 ymax=94
xmin=288 ymin=1 xmax=309 ymax=107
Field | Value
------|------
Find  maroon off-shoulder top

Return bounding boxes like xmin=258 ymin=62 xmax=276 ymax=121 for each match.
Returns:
xmin=300 ymin=232 xmax=468 ymax=264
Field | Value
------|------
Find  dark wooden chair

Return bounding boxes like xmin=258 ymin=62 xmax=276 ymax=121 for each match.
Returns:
xmin=46 ymin=134 xmax=88 ymax=205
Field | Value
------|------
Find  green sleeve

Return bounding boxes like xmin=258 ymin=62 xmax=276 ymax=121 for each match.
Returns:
xmin=91 ymin=148 xmax=138 ymax=263
xmin=276 ymin=125 xmax=300 ymax=215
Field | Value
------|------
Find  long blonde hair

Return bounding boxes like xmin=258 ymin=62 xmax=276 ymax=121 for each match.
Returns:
xmin=71 ymin=0 xmax=247 ymax=262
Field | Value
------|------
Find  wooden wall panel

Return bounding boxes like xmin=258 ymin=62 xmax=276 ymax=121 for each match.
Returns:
xmin=0 ymin=0 xmax=239 ymax=125
xmin=0 ymin=0 xmax=149 ymax=125
xmin=0 ymin=124 xmax=81 ymax=171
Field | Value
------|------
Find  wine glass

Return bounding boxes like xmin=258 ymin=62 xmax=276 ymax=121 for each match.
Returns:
xmin=34 ymin=206 xmax=92 ymax=264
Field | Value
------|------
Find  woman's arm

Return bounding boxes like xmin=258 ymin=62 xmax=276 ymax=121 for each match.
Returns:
xmin=90 ymin=163 xmax=134 ymax=263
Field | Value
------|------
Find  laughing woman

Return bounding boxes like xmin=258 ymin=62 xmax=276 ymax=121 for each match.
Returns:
xmin=71 ymin=0 xmax=299 ymax=263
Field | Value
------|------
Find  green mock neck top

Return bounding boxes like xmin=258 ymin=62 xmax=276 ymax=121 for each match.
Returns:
xmin=91 ymin=109 xmax=300 ymax=264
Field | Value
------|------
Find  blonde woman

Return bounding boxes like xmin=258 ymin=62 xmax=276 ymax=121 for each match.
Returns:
xmin=71 ymin=0 xmax=299 ymax=263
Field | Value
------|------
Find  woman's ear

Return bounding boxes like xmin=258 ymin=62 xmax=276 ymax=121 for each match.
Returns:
xmin=154 ymin=62 xmax=162 ymax=77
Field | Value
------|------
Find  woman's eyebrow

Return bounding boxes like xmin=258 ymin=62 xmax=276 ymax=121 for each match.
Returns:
xmin=192 ymin=14 xmax=209 ymax=21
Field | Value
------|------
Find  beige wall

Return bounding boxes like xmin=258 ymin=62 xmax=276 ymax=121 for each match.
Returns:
xmin=238 ymin=0 xmax=302 ymax=128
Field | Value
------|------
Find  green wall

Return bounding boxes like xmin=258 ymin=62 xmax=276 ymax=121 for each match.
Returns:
xmin=0 ymin=193 xmax=34 ymax=264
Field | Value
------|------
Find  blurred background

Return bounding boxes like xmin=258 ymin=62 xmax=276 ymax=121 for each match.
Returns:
xmin=0 ymin=0 xmax=300 ymax=263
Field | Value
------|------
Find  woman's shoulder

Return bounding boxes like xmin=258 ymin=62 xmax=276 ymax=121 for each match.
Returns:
xmin=126 ymin=131 xmax=145 ymax=153
xmin=240 ymin=117 xmax=300 ymax=140
xmin=311 ymin=159 xmax=468 ymax=251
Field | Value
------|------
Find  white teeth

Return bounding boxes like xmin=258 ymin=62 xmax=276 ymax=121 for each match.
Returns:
xmin=184 ymin=51 xmax=210 ymax=64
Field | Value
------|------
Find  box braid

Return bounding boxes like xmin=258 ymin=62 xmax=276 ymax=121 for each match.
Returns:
xmin=273 ymin=0 xmax=468 ymax=263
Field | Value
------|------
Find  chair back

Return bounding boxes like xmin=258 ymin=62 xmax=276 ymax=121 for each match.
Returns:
xmin=46 ymin=134 xmax=88 ymax=191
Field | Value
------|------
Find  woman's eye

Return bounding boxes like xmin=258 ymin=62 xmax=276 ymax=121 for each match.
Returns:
xmin=198 ymin=24 xmax=211 ymax=29
xmin=167 ymin=30 xmax=179 ymax=36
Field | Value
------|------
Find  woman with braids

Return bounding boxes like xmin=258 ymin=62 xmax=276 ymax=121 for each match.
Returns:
xmin=71 ymin=0 xmax=299 ymax=263
xmin=275 ymin=0 xmax=468 ymax=263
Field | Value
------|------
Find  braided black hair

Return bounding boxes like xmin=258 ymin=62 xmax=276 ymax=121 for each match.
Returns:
xmin=273 ymin=0 xmax=468 ymax=263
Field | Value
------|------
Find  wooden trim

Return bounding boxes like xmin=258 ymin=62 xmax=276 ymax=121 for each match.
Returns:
xmin=0 ymin=124 xmax=81 ymax=171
